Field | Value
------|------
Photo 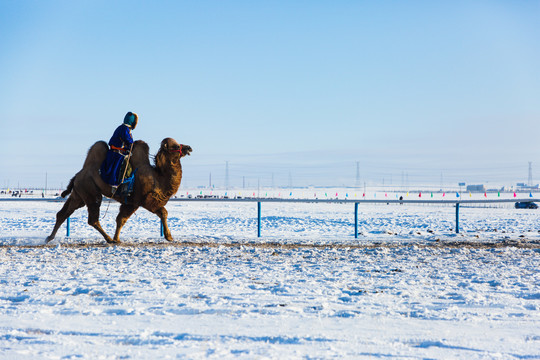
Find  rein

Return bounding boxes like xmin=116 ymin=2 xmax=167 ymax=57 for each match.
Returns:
xmin=170 ymin=145 xmax=183 ymax=153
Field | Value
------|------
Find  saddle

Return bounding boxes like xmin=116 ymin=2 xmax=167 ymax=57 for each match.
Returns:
xmin=115 ymin=169 xmax=137 ymax=203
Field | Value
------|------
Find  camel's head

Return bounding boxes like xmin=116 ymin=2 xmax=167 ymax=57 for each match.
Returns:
xmin=160 ymin=138 xmax=192 ymax=159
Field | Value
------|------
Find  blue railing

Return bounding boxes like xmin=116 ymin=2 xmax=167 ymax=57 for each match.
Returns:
xmin=168 ymin=198 xmax=537 ymax=237
xmin=1 ymin=197 xmax=538 ymax=238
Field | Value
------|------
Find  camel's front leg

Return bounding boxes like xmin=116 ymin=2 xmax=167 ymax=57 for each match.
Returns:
xmin=114 ymin=204 xmax=139 ymax=242
xmin=155 ymin=207 xmax=173 ymax=241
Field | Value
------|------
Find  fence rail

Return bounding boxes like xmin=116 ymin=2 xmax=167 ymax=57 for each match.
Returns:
xmin=173 ymin=197 xmax=539 ymax=237
xmin=1 ymin=197 xmax=538 ymax=238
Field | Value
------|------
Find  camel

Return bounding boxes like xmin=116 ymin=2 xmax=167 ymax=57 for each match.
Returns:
xmin=46 ymin=138 xmax=192 ymax=244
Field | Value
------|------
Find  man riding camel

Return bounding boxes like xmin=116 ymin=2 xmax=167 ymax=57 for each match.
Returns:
xmin=100 ymin=111 xmax=138 ymax=187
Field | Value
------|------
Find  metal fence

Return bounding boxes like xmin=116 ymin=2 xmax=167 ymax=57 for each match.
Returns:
xmin=168 ymin=198 xmax=540 ymax=237
xmin=2 ymin=197 xmax=536 ymax=238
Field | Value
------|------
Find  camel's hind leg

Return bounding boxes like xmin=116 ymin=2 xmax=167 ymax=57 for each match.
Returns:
xmin=155 ymin=207 xmax=173 ymax=241
xmin=46 ymin=193 xmax=84 ymax=243
xmin=86 ymin=197 xmax=116 ymax=244
xmin=113 ymin=204 xmax=139 ymax=242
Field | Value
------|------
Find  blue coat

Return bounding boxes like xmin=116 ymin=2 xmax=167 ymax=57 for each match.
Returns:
xmin=100 ymin=125 xmax=134 ymax=186
xmin=109 ymin=124 xmax=133 ymax=151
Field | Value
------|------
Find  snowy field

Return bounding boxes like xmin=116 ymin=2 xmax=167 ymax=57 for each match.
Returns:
xmin=0 ymin=199 xmax=539 ymax=359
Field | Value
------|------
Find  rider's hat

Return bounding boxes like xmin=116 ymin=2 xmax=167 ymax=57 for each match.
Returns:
xmin=123 ymin=112 xmax=138 ymax=130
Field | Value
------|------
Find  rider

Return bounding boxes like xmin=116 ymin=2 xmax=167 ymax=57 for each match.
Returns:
xmin=100 ymin=112 xmax=138 ymax=186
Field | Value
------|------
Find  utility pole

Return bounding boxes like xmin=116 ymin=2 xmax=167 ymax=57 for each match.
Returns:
xmin=528 ymin=162 xmax=533 ymax=187
xmin=225 ymin=161 xmax=229 ymax=190
xmin=406 ymin=172 xmax=409 ymax=190
xmin=355 ymin=161 xmax=360 ymax=188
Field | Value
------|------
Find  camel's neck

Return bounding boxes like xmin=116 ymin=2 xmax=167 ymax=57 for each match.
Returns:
xmin=144 ymin=151 xmax=184 ymax=210
xmin=155 ymin=160 xmax=182 ymax=196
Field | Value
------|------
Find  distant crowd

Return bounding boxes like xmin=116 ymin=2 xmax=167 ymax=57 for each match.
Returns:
xmin=1 ymin=189 xmax=64 ymax=198
xmin=1 ymin=190 xmax=35 ymax=197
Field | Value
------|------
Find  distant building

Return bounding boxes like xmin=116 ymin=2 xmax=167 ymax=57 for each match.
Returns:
xmin=466 ymin=184 xmax=485 ymax=192
xmin=516 ymin=183 xmax=539 ymax=190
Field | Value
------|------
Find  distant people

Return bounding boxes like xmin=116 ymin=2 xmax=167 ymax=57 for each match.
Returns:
xmin=100 ymin=112 xmax=138 ymax=186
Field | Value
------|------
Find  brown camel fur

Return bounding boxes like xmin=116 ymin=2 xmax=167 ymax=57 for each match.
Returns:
xmin=46 ymin=138 xmax=192 ymax=244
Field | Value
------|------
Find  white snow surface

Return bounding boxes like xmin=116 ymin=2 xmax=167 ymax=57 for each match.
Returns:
xmin=0 ymin=200 xmax=539 ymax=359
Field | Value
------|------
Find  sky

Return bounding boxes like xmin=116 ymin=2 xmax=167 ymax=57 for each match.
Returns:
xmin=1 ymin=1 xmax=539 ymax=190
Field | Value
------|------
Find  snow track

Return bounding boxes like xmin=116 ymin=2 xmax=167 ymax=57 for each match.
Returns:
xmin=0 ymin=201 xmax=539 ymax=358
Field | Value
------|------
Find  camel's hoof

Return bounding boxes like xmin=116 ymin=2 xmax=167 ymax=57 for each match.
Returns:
xmin=106 ymin=238 xmax=121 ymax=244
xmin=45 ymin=236 xmax=54 ymax=244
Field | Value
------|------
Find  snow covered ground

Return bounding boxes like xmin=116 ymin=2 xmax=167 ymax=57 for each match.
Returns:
xmin=0 ymin=199 xmax=539 ymax=359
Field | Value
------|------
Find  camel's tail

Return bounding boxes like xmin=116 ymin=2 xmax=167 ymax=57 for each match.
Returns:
xmin=61 ymin=176 xmax=75 ymax=198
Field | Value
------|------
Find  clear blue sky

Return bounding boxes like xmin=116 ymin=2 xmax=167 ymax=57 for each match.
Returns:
xmin=1 ymin=1 xmax=539 ymax=189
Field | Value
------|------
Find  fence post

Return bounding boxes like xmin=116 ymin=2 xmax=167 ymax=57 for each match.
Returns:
xmin=66 ymin=217 xmax=70 ymax=237
xmin=160 ymin=219 xmax=164 ymax=237
xmin=354 ymin=202 xmax=359 ymax=239
xmin=455 ymin=203 xmax=460 ymax=234
xmin=257 ymin=201 xmax=261 ymax=238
